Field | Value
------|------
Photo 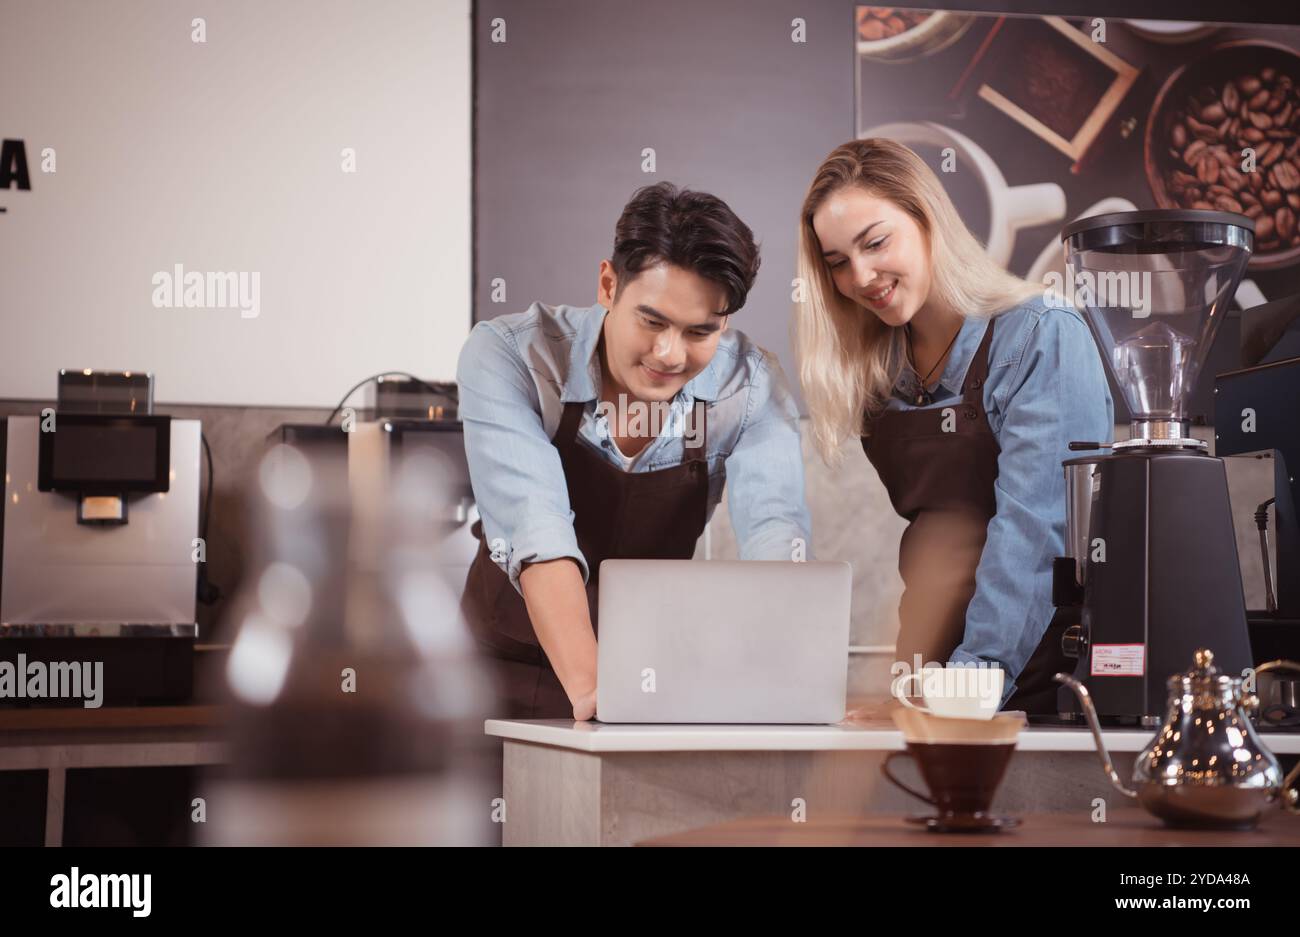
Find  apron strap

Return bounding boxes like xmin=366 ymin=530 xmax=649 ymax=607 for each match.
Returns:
xmin=682 ymin=400 xmax=708 ymax=463
xmin=961 ymin=318 xmax=996 ymax=403
xmin=556 ymin=399 xmax=585 ymax=444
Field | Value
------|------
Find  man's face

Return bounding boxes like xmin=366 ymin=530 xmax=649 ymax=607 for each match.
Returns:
xmin=596 ymin=260 xmax=728 ymax=403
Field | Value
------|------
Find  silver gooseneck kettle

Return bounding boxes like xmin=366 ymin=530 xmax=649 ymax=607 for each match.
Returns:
xmin=1055 ymin=649 xmax=1300 ymax=830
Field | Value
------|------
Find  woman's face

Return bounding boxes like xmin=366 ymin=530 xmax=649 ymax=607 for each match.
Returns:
xmin=811 ymin=187 xmax=931 ymax=328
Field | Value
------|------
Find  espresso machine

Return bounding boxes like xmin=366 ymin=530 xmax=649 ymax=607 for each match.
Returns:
xmin=0 ymin=371 xmax=200 ymax=706
xmin=1053 ymin=210 xmax=1255 ymax=726
xmin=269 ymin=376 xmax=476 ymax=583
xmin=1214 ymin=287 xmax=1300 ymax=727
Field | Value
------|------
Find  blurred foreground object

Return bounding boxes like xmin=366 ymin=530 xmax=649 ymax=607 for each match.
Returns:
xmin=202 ymin=441 xmax=493 ymax=845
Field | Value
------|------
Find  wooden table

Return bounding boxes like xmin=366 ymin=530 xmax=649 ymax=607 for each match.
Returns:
xmin=638 ymin=808 xmax=1300 ymax=846
xmin=486 ymin=713 xmax=1300 ymax=846
xmin=0 ymin=705 xmax=229 ymax=845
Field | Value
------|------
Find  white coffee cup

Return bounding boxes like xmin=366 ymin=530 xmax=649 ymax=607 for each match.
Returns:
xmin=896 ymin=666 xmax=1005 ymax=720
xmin=857 ymin=121 xmax=1066 ymax=268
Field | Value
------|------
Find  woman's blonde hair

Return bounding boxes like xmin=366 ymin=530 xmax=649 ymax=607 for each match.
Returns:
xmin=794 ymin=138 xmax=1043 ymax=465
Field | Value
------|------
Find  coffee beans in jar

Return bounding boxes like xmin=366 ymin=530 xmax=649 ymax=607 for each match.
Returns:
xmin=1161 ymin=65 xmax=1300 ymax=254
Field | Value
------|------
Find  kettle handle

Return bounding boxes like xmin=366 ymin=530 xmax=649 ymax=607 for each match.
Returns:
xmin=1284 ymin=762 xmax=1300 ymax=816
xmin=1246 ymin=660 xmax=1300 ymax=814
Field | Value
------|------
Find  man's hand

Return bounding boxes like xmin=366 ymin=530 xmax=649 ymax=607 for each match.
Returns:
xmin=571 ymin=686 xmax=597 ymax=721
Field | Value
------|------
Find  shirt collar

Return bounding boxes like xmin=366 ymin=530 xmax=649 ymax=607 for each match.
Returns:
xmin=897 ymin=314 xmax=987 ymax=401
xmin=561 ymin=303 xmax=606 ymax=404
xmin=561 ymin=302 xmax=722 ymax=405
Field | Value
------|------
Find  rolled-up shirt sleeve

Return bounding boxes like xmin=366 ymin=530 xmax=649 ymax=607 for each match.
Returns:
xmin=948 ymin=308 xmax=1113 ymax=702
xmin=724 ymin=351 xmax=815 ymax=561
xmin=456 ymin=322 xmax=589 ymax=593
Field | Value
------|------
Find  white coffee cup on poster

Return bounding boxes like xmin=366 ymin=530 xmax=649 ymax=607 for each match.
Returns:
xmin=857 ymin=121 xmax=1066 ymax=268
xmin=896 ymin=665 xmax=1005 ymax=720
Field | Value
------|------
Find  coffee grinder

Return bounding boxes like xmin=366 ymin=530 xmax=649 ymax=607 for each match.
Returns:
xmin=1054 ymin=209 xmax=1255 ymax=726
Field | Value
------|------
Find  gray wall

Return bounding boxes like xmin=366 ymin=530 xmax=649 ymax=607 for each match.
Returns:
xmin=473 ymin=0 xmax=858 ymax=385
xmin=473 ymin=2 xmax=1284 ymax=697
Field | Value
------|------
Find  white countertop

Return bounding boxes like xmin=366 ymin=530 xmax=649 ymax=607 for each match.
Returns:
xmin=484 ymin=718 xmax=1300 ymax=755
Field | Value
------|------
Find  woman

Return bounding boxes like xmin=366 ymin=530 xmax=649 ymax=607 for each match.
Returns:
xmin=793 ymin=138 xmax=1113 ymax=713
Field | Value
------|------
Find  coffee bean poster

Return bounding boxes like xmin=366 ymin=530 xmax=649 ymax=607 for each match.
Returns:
xmin=854 ymin=10 xmax=1300 ymax=421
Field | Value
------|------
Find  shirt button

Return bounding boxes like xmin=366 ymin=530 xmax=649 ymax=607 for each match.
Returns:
xmin=964 ymin=406 xmax=977 ymax=420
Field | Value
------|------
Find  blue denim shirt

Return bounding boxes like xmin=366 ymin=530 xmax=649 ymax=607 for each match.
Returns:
xmin=456 ymin=301 xmax=812 ymax=594
xmin=881 ymin=295 xmax=1114 ymax=706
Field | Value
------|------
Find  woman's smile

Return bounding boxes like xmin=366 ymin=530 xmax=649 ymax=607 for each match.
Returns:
xmin=863 ymin=278 xmax=898 ymax=309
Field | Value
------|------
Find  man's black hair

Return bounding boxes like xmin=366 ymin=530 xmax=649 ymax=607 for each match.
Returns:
xmin=610 ymin=182 xmax=761 ymax=316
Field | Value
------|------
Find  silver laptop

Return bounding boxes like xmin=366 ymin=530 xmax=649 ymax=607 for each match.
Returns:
xmin=596 ymin=559 xmax=852 ymax=724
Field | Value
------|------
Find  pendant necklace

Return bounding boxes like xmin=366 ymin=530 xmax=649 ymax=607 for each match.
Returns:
xmin=905 ymin=321 xmax=962 ymax=406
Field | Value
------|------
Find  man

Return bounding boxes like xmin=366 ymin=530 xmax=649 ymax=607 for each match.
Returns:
xmin=457 ymin=182 xmax=811 ymax=721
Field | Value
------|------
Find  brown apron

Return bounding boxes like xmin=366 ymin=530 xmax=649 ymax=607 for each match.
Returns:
xmin=862 ymin=318 xmax=1068 ymax=712
xmin=461 ymin=398 xmax=710 ymax=719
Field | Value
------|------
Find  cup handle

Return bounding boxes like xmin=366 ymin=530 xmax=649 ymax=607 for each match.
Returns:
xmin=895 ymin=672 xmax=930 ymax=713
xmin=881 ymin=750 xmax=936 ymax=806
xmin=1001 ymin=182 xmax=1067 ymax=231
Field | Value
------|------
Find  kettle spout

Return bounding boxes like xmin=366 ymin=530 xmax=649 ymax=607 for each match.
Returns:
xmin=1053 ymin=673 xmax=1139 ymax=800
